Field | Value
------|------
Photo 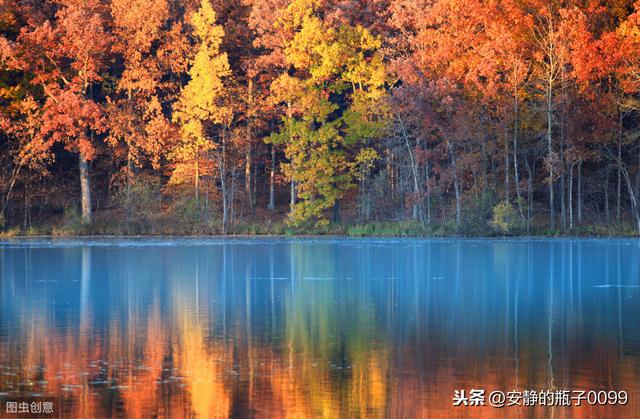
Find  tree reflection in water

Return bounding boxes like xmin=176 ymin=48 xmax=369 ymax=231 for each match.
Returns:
xmin=0 ymin=239 xmax=638 ymax=418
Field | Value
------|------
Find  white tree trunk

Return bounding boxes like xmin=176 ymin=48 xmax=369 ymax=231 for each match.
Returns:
xmin=268 ymin=144 xmax=275 ymax=211
xmin=79 ymin=152 xmax=92 ymax=223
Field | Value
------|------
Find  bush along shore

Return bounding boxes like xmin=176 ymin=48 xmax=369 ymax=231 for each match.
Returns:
xmin=2 ymin=201 xmax=639 ymax=239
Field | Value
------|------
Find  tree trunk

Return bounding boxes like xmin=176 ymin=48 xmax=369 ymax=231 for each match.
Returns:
xmin=398 ymin=115 xmax=421 ymax=222
xmin=617 ymin=137 xmax=622 ymax=223
xmin=290 ymin=181 xmax=296 ymax=210
xmin=453 ymin=177 xmax=461 ymax=227
xmin=577 ymin=160 xmax=583 ymax=224
xmin=525 ymin=157 xmax=533 ymax=233
xmin=636 ymin=147 xmax=640 ymax=208
xmin=620 ymin=163 xmax=640 ymax=234
xmin=387 ymin=148 xmax=394 ymax=199
xmin=245 ymin=142 xmax=253 ymax=216
xmin=79 ymin=152 xmax=92 ymax=224
xmin=448 ymin=141 xmax=462 ymax=226
xmin=513 ymin=88 xmax=524 ymax=223
xmin=268 ymin=144 xmax=275 ymax=212
xmin=1 ymin=164 xmax=23 ymax=227
xmin=126 ymin=148 xmax=133 ymax=222
xmin=569 ymin=162 xmax=574 ymax=230
xmin=126 ymin=90 xmax=134 ymax=222
xmin=252 ymin=157 xmax=257 ymax=210
xmin=246 ymin=79 xmax=254 ymax=216
xmin=79 ymin=76 xmax=93 ymax=225
xmin=220 ymin=131 xmax=228 ymax=235
xmin=286 ymin=102 xmax=296 ymax=212
xmin=547 ymin=88 xmax=555 ymax=231
xmin=332 ymin=200 xmax=340 ymax=223
xmin=229 ymin=164 xmax=236 ymax=228
xmin=559 ymin=70 xmax=567 ymax=232
xmin=504 ymin=131 xmax=510 ymax=203
xmin=559 ymin=136 xmax=566 ymax=231
xmin=481 ymin=135 xmax=489 ymax=193
xmin=204 ymin=188 xmax=209 ymax=228
xmin=425 ymin=161 xmax=431 ymax=225
xmin=604 ymin=168 xmax=610 ymax=222
xmin=439 ymin=187 xmax=446 ymax=225
xmin=194 ymin=149 xmax=200 ymax=202
xmin=23 ymin=182 xmax=28 ymax=231
xmin=538 ymin=16 xmax=558 ymax=230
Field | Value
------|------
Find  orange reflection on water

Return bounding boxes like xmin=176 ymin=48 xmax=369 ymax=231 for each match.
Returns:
xmin=1 ymin=320 xmax=639 ymax=418
xmin=173 ymin=297 xmax=231 ymax=419
xmin=1 ymin=302 xmax=638 ymax=418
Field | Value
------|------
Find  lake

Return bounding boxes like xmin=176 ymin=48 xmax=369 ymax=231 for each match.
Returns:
xmin=0 ymin=238 xmax=639 ymax=418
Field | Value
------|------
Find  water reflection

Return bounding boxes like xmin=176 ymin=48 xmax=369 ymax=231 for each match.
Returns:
xmin=0 ymin=239 xmax=639 ymax=418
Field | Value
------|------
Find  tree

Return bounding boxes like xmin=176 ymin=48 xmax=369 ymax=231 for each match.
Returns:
xmin=610 ymin=2 xmax=640 ymax=232
xmin=108 ymin=0 xmax=171 ymax=216
xmin=0 ymin=92 xmax=48 ymax=225
xmin=2 ymin=0 xmax=112 ymax=223
xmin=170 ymin=0 xmax=231 ymax=227
xmin=268 ymin=1 xmax=388 ymax=227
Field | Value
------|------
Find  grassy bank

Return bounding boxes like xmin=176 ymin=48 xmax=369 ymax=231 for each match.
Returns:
xmin=2 ymin=211 xmax=639 ymax=239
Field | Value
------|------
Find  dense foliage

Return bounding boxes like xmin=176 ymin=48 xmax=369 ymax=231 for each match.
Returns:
xmin=1 ymin=0 xmax=640 ymax=235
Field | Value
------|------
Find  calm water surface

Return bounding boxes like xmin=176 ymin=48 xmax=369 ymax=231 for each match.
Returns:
xmin=0 ymin=238 xmax=639 ymax=418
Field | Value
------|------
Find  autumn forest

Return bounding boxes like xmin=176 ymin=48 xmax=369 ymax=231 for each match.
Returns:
xmin=1 ymin=0 xmax=640 ymax=236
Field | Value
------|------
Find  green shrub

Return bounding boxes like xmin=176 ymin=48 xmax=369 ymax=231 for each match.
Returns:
xmin=52 ymin=206 xmax=84 ymax=236
xmin=347 ymin=220 xmax=432 ymax=237
xmin=457 ymin=191 xmax=497 ymax=235
xmin=492 ymin=201 xmax=518 ymax=234
xmin=113 ymin=175 xmax=163 ymax=230
xmin=162 ymin=195 xmax=220 ymax=235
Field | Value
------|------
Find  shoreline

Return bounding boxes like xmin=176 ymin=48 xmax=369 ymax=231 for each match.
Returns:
xmin=2 ymin=232 xmax=640 ymax=240
xmin=3 ymin=217 xmax=640 ymax=240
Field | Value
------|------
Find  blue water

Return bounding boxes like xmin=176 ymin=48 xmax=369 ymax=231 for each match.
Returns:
xmin=0 ymin=238 xmax=639 ymax=417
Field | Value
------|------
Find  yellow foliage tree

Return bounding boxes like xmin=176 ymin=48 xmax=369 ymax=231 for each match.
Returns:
xmin=170 ymin=0 xmax=231 ymax=201
xmin=269 ymin=1 xmax=389 ymax=227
